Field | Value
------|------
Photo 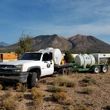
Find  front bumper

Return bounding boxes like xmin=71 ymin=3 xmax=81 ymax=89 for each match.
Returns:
xmin=0 ymin=72 xmax=28 ymax=83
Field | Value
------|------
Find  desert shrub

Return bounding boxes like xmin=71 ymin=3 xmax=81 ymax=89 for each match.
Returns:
xmin=16 ymin=83 xmax=27 ymax=92
xmin=103 ymin=105 xmax=110 ymax=110
xmin=54 ymin=105 xmax=63 ymax=110
xmin=80 ymin=87 xmax=93 ymax=95
xmin=15 ymin=93 xmax=24 ymax=101
xmin=47 ymin=86 xmax=65 ymax=93
xmin=52 ymin=92 xmax=67 ymax=102
xmin=0 ymin=84 xmax=3 ymax=90
xmin=53 ymin=75 xmax=75 ymax=87
xmin=4 ymin=90 xmax=15 ymax=98
xmin=51 ymin=92 xmax=71 ymax=105
xmin=74 ymin=103 xmax=89 ymax=110
xmin=80 ymin=76 xmax=96 ymax=86
xmin=3 ymin=97 xmax=17 ymax=110
xmin=31 ymin=87 xmax=43 ymax=109
xmin=1 ymin=91 xmax=18 ymax=110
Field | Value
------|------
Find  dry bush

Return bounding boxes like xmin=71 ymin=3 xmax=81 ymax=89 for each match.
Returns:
xmin=2 ymin=97 xmax=17 ymax=110
xmin=54 ymin=105 xmax=63 ymax=110
xmin=1 ymin=91 xmax=18 ymax=110
xmin=4 ymin=90 xmax=15 ymax=98
xmin=80 ymin=76 xmax=96 ymax=86
xmin=74 ymin=103 xmax=89 ymax=110
xmin=51 ymin=92 xmax=72 ymax=105
xmin=53 ymin=75 xmax=75 ymax=87
xmin=0 ymin=84 xmax=3 ymax=90
xmin=16 ymin=83 xmax=27 ymax=92
xmin=47 ymin=85 xmax=66 ymax=93
xmin=103 ymin=105 xmax=110 ymax=110
xmin=15 ymin=93 xmax=24 ymax=102
xmin=80 ymin=87 xmax=93 ymax=95
xmin=31 ymin=87 xmax=43 ymax=109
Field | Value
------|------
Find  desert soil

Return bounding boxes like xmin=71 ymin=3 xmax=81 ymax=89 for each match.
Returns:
xmin=0 ymin=70 xmax=110 ymax=110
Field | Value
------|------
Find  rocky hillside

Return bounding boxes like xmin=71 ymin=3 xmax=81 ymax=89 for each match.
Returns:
xmin=1 ymin=34 xmax=110 ymax=53
xmin=32 ymin=34 xmax=72 ymax=51
xmin=69 ymin=34 xmax=110 ymax=53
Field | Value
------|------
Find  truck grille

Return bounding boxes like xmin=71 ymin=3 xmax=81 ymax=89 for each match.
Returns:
xmin=0 ymin=65 xmax=15 ymax=68
xmin=0 ymin=65 xmax=16 ymax=73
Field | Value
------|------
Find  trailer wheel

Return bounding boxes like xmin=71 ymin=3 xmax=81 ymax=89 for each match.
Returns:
xmin=27 ymin=72 xmax=39 ymax=88
xmin=102 ymin=65 xmax=108 ymax=73
xmin=94 ymin=66 xmax=100 ymax=73
xmin=62 ymin=68 xmax=68 ymax=75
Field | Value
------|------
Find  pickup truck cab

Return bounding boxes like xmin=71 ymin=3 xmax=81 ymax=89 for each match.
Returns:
xmin=0 ymin=51 xmax=54 ymax=88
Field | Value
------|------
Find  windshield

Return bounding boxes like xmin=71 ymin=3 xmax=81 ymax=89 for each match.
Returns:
xmin=20 ymin=53 xmax=42 ymax=60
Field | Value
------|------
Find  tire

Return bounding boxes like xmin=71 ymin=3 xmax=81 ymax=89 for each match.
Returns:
xmin=94 ymin=66 xmax=101 ymax=73
xmin=27 ymin=72 xmax=39 ymax=88
xmin=102 ymin=65 xmax=108 ymax=73
xmin=62 ymin=68 xmax=68 ymax=75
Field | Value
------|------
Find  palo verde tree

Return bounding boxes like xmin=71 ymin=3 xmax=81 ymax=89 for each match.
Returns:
xmin=16 ymin=34 xmax=33 ymax=56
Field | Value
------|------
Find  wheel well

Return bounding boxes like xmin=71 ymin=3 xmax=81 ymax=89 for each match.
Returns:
xmin=28 ymin=68 xmax=41 ymax=78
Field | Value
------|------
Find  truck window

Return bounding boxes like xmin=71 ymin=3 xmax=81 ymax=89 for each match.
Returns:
xmin=43 ymin=53 xmax=52 ymax=61
xmin=20 ymin=53 xmax=42 ymax=60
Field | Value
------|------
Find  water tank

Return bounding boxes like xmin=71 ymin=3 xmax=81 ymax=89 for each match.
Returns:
xmin=75 ymin=54 xmax=96 ymax=68
xmin=40 ymin=47 xmax=63 ymax=65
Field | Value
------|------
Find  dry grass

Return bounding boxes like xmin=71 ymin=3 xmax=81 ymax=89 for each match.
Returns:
xmin=3 ymin=97 xmax=17 ymax=110
xmin=51 ymin=92 xmax=67 ymax=102
xmin=47 ymin=85 xmax=66 ymax=93
xmin=51 ymin=91 xmax=72 ymax=105
xmin=1 ymin=91 xmax=18 ymax=110
xmin=15 ymin=92 xmax=24 ymax=101
xmin=52 ymin=75 xmax=75 ymax=87
xmin=73 ymin=103 xmax=89 ymax=110
xmin=54 ymin=105 xmax=63 ymax=110
xmin=31 ymin=87 xmax=43 ymax=109
xmin=0 ymin=84 xmax=3 ymax=90
xmin=16 ymin=83 xmax=27 ymax=92
xmin=80 ymin=76 xmax=96 ymax=86
xmin=79 ymin=87 xmax=93 ymax=95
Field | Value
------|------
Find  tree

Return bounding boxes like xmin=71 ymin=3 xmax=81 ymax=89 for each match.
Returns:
xmin=64 ymin=51 xmax=74 ymax=63
xmin=16 ymin=34 xmax=33 ymax=56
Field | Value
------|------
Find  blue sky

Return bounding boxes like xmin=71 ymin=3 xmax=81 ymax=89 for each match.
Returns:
xmin=0 ymin=0 xmax=110 ymax=44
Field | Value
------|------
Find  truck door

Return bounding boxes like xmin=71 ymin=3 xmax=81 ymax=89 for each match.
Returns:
xmin=41 ymin=52 xmax=54 ymax=76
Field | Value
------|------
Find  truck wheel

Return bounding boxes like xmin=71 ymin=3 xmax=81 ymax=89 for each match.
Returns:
xmin=102 ymin=65 xmax=108 ymax=73
xmin=27 ymin=72 xmax=39 ymax=88
xmin=94 ymin=66 xmax=100 ymax=73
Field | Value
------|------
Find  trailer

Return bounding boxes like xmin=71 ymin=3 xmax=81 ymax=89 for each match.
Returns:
xmin=71 ymin=53 xmax=110 ymax=73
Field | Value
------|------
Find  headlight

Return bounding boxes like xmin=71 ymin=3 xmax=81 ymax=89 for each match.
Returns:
xmin=15 ymin=65 xmax=22 ymax=72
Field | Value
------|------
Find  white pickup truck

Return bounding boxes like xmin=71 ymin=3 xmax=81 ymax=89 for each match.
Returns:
xmin=0 ymin=48 xmax=65 ymax=88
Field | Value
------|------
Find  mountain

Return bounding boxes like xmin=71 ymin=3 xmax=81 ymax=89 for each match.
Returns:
xmin=32 ymin=34 xmax=72 ymax=51
xmin=1 ymin=34 xmax=110 ymax=53
xmin=69 ymin=34 xmax=110 ymax=53
xmin=0 ymin=42 xmax=9 ymax=47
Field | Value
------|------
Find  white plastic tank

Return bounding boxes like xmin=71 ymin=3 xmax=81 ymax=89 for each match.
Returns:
xmin=40 ymin=47 xmax=63 ymax=65
xmin=52 ymin=48 xmax=63 ymax=65
xmin=75 ymin=54 xmax=96 ymax=68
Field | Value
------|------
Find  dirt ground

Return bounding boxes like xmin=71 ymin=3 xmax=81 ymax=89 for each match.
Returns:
xmin=0 ymin=70 xmax=110 ymax=110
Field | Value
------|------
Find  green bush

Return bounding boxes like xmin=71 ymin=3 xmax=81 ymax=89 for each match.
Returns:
xmin=64 ymin=51 xmax=74 ymax=63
